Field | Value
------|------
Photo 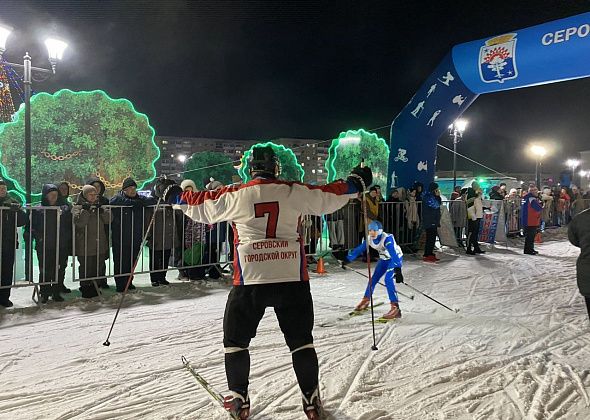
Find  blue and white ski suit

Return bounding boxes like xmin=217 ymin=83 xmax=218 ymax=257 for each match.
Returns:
xmin=346 ymin=233 xmax=403 ymax=302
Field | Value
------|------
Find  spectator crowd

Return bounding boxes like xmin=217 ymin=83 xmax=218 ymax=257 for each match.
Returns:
xmin=1 ymin=175 xmax=589 ymax=309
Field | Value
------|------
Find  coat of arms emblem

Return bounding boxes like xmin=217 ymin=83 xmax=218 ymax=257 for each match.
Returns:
xmin=479 ymin=33 xmax=518 ymax=83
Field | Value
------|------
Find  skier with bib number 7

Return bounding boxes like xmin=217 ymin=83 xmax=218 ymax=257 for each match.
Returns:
xmin=342 ymin=220 xmax=404 ymax=320
xmin=155 ymin=146 xmax=372 ymax=420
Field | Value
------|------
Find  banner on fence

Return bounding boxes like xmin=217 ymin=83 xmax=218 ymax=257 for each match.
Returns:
xmin=478 ymin=200 xmax=501 ymax=243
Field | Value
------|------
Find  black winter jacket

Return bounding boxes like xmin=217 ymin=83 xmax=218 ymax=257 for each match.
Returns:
xmin=568 ymin=208 xmax=590 ymax=296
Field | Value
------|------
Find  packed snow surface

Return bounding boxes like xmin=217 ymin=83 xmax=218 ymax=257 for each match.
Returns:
xmin=1 ymin=230 xmax=589 ymax=419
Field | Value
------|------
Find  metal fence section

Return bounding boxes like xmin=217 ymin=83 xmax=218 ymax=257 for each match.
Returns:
xmin=2 ymin=197 xmax=588 ymax=300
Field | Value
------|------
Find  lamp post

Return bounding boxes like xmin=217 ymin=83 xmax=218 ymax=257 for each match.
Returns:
xmin=530 ymin=145 xmax=547 ymax=188
xmin=448 ymin=119 xmax=468 ymax=189
xmin=566 ymin=158 xmax=580 ymax=187
xmin=0 ymin=24 xmax=67 ymax=205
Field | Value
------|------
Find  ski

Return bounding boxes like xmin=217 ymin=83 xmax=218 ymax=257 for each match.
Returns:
xmin=181 ymin=355 xmax=241 ymax=420
xmin=375 ymin=317 xmax=400 ymax=324
xmin=319 ymin=302 xmax=384 ymax=327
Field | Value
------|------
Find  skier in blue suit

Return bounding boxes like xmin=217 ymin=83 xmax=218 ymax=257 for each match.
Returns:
xmin=344 ymin=220 xmax=404 ymax=319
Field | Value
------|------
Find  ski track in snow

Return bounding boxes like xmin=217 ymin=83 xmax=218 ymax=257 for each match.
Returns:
xmin=1 ymin=230 xmax=589 ymax=419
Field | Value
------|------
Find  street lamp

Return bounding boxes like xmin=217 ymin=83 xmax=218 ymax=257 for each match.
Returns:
xmin=0 ymin=23 xmax=67 ymax=205
xmin=448 ymin=118 xmax=468 ymax=189
xmin=566 ymin=158 xmax=580 ymax=186
xmin=530 ymin=145 xmax=547 ymax=188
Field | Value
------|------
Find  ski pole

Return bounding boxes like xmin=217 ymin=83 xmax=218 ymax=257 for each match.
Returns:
xmin=401 ymin=282 xmax=460 ymax=313
xmin=103 ymin=197 xmax=164 ymax=346
xmin=342 ymin=265 xmax=414 ymax=300
xmin=357 ymin=160 xmax=378 ymax=351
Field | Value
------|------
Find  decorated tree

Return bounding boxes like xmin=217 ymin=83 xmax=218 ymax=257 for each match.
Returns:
xmin=238 ymin=142 xmax=304 ymax=182
xmin=326 ymin=129 xmax=389 ymax=187
xmin=0 ymin=89 xmax=159 ymax=199
xmin=184 ymin=151 xmax=237 ymax=188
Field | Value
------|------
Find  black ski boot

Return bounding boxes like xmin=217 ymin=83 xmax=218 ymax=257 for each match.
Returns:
xmin=223 ymin=391 xmax=250 ymax=419
xmin=302 ymin=388 xmax=324 ymax=420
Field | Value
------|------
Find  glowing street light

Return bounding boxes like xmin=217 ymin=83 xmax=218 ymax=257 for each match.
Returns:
xmin=566 ymin=158 xmax=580 ymax=186
xmin=177 ymin=154 xmax=187 ymax=163
xmin=448 ymin=118 xmax=468 ymax=189
xmin=0 ymin=22 xmax=68 ymax=205
xmin=530 ymin=145 xmax=547 ymax=187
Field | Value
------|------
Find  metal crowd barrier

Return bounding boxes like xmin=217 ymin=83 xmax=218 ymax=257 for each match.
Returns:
xmin=0 ymin=204 xmax=233 ymax=301
xmin=2 ymin=196 xmax=588 ymax=301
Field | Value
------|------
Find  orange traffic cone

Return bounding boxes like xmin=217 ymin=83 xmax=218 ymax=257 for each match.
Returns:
xmin=534 ymin=232 xmax=542 ymax=243
xmin=314 ymin=256 xmax=327 ymax=275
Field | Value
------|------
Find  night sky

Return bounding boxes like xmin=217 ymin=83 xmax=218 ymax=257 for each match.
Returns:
xmin=1 ymin=0 xmax=590 ymax=175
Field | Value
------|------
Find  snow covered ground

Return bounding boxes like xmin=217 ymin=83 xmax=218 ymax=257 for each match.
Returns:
xmin=1 ymin=229 xmax=589 ymax=420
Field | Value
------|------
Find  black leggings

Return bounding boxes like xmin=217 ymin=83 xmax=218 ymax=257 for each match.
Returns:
xmin=585 ymin=296 xmax=590 ymax=322
xmin=223 ymin=282 xmax=317 ymax=399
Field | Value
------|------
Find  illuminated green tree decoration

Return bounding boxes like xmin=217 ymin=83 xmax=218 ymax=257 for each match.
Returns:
xmin=326 ymin=129 xmax=389 ymax=187
xmin=0 ymin=89 xmax=159 ymax=199
xmin=184 ymin=151 xmax=237 ymax=188
xmin=239 ymin=142 xmax=304 ymax=182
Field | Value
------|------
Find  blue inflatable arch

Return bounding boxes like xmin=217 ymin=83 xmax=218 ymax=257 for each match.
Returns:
xmin=387 ymin=12 xmax=590 ymax=190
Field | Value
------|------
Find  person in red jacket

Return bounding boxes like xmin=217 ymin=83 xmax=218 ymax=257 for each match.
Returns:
xmin=521 ymin=185 xmax=543 ymax=255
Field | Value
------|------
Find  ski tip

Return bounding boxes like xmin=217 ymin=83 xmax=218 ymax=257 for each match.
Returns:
xmin=181 ymin=355 xmax=188 ymax=365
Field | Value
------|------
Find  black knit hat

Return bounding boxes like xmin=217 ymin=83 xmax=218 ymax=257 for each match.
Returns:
xmin=122 ymin=177 xmax=137 ymax=190
xmin=429 ymin=182 xmax=439 ymax=192
xmin=0 ymin=178 xmax=6 ymax=186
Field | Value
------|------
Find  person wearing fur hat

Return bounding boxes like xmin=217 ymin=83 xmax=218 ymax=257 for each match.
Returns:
xmin=73 ymin=185 xmax=112 ymax=298
xmin=0 ymin=179 xmax=26 ymax=307
xmin=29 ymin=184 xmax=73 ymax=303
xmin=422 ymin=182 xmax=442 ymax=262
xmin=342 ymin=220 xmax=404 ymax=319
xmin=109 ymin=177 xmax=157 ymax=292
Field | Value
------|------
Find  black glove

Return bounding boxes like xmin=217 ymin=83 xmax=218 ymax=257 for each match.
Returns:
xmin=9 ymin=202 xmax=21 ymax=211
xmin=82 ymin=203 xmax=91 ymax=211
xmin=155 ymin=178 xmax=183 ymax=203
xmin=94 ymin=202 xmax=102 ymax=209
xmin=347 ymin=165 xmax=373 ymax=192
xmin=332 ymin=249 xmax=348 ymax=262
xmin=394 ymin=266 xmax=404 ymax=283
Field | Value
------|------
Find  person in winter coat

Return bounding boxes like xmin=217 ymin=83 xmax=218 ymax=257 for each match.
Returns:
xmin=521 ymin=185 xmax=543 ymax=255
xmin=326 ymin=207 xmax=345 ymax=251
xmin=421 ymin=182 xmax=442 ymax=262
xmin=384 ymin=188 xmax=403 ymax=240
xmin=73 ymin=185 xmax=112 ymax=298
xmin=571 ymin=186 xmax=588 ymax=218
xmin=175 ymin=179 xmax=209 ymax=281
xmin=567 ymin=208 xmax=590 ymax=321
xmin=109 ymin=178 xmax=157 ymax=292
xmin=54 ymin=183 xmax=74 ymax=293
xmin=450 ymin=189 xmax=467 ymax=247
xmin=465 ymin=181 xmax=485 ymax=255
xmin=541 ymin=188 xmax=554 ymax=226
xmin=343 ymin=220 xmax=404 ymax=319
xmin=85 ymin=177 xmax=111 ymax=288
xmin=154 ymin=146 xmax=372 ymax=420
xmin=0 ymin=179 xmax=26 ymax=307
xmin=405 ymin=187 xmax=419 ymax=245
xmin=146 ymin=199 xmax=178 ymax=287
xmin=30 ymin=184 xmax=72 ymax=303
